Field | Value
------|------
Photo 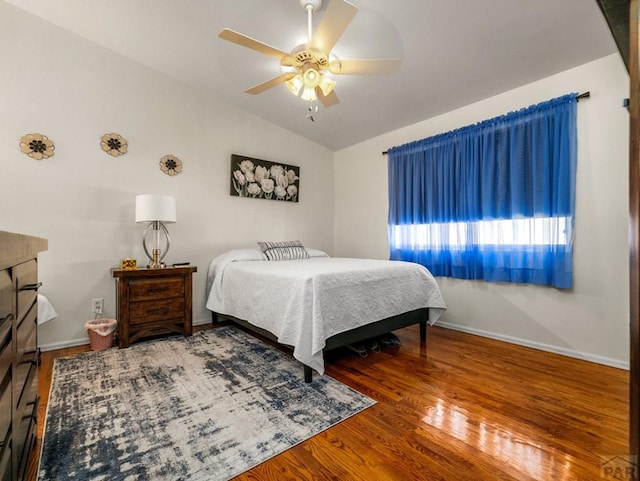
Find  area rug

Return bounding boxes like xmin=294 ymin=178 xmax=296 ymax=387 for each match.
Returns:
xmin=38 ymin=326 xmax=375 ymax=481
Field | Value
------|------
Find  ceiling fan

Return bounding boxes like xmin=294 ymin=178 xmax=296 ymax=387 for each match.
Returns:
xmin=218 ymin=0 xmax=401 ymax=109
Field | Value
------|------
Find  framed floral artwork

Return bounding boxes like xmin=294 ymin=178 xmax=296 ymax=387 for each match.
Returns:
xmin=230 ymin=154 xmax=299 ymax=202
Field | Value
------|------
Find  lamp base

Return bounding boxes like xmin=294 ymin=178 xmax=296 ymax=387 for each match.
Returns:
xmin=142 ymin=223 xmax=171 ymax=268
xmin=148 ymin=248 xmax=166 ymax=269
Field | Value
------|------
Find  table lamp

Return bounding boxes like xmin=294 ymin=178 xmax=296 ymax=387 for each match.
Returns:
xmin=135 ymin=194 xmax=176 ymax=268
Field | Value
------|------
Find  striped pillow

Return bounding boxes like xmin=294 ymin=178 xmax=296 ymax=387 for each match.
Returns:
xmin=257 ymin=240 xmax=309 ymax=261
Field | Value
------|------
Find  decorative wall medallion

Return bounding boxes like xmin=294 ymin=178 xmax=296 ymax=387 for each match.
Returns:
xmin=160 ymin=155 xmax=182 ymax=176
xmin=230 ymin=154 xmax=299 ymax=202
xmin=100 ymin=133 xmax=128 ymax=156
xmin=20 ymin=133 xmax=55 ymax=160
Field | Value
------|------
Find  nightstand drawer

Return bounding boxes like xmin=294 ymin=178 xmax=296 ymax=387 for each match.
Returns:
xmin=129 ymin=277 xmax=184 ymax=301
xmin=130 ymin=298 xmax=185 ymax=324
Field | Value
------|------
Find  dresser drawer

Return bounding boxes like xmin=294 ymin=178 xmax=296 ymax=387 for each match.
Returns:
xmin=15 ymin=260 xmax=38 ymax=322
xmin=14 ymin=353 xmax=36 ymax=413
xmin=0 ymin=332 xmax=10 ymax=394
xmin=14 ymin=402 xmax=36 ymax=481
xmin=0 ymin=435 xmax=10 ymax=481
xmin=130 ymin=298 xmax=185 ymax=324
xmin=0 ymin=270 xmax=11 ymax=331
xmin=15 ymin=302 xmax=36 ymax=366
xmin=129 ymin=277 xmax=184 ymax=301
xmin=0 ymin=375 xmax=11 ymax=449
xmin=0 ymin=312 xmax=10 ymax=352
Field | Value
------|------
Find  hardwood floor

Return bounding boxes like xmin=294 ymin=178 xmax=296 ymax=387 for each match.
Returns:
xmin=28 ymin=324 xmax=628 ymax=481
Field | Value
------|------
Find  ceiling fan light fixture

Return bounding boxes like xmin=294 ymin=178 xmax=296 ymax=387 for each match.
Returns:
xmin=301 ymin=85 xmax=317 ymax=102
xmin=303 ymin=68 xmax=320 ymax=88
xmin=219 ymin=0 xmax=401 ymax=112
xmin=328 ymin=60 xmax=341 ymax=74
xmin=285 ymin=74 xmax=304 ymax=96
xmin=318 ymin=74 xmax=336 ymax=96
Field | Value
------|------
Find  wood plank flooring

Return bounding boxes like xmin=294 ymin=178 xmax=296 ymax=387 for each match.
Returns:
xmin=27 ymin=325 xmax=628 ymax=480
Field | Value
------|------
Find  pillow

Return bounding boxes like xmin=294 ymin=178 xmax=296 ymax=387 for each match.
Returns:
xmin=305 ymin=248 xmax=330 ymax=258
xmin=257 ymin=240 xmax=309 ymax=261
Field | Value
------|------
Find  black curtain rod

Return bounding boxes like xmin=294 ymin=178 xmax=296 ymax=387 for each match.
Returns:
xmin=381 ymin=91 xmax=590 ymax=155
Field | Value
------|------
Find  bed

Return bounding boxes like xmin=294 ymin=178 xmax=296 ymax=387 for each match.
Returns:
xmin=205 ymin=247 xmax=446 ymax=382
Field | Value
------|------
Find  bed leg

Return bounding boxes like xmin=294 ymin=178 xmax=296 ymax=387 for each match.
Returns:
xmin=304 ymin=365 xmax=312 ymax=383
xmin=211 ymin=311 xmax=219 ymax=325
xmin=420 ymin=321 xmax=427 ymax=342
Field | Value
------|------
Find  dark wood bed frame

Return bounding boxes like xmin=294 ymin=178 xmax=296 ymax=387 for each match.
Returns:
xmin=211 ymin=308 xmax=429 ymax=382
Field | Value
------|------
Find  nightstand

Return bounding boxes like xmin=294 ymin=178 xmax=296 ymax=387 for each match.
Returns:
xmin=111 ymin=266 xmax=197 ymax=348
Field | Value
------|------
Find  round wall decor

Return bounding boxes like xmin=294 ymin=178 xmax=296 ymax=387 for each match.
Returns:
xmin=20 ymin=133 xmax=55 ymax=160
xmin=101 ymin=133 xmax=128 ymax=156
xmin=160 ymin=155 xmax=183 ymax=176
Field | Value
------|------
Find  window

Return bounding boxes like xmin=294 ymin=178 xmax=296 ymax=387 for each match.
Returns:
xmin=387 ymin=94 xmax=577 ymax=288
xmin=390 ymin=216 xmax=571 ymax=249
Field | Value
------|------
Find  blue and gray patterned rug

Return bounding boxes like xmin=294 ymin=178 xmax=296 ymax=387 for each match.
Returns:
xmin=38 ymin=326 xmax=375 ymax=480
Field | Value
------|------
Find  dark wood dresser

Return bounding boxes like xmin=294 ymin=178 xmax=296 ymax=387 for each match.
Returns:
xmin=111 ymin=266 xmax=197 ymax=348
xmin=0 ymin=231 xmax=47 ymax=481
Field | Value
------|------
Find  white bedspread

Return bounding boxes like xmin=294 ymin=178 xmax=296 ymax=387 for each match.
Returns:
xmin=205 ymin=249 xmax=446 ymax=375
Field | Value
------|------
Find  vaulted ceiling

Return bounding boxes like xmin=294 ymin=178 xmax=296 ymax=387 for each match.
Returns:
xmin=5 ymin=0 xmax=619 ymax=150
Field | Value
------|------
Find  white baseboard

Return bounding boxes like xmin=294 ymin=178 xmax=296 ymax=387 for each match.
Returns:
xmin=39 ymin=338 xmax=89 ymax=352
xmin=434 ymin=321 xmax=629 ymax=371
xmin=39 ymin=317 xmax=214 ymax=352
xmin=193 ymin=318 xmax=212 ymax=327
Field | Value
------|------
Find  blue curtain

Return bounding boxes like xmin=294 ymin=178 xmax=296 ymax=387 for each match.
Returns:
xmin=388 ymin=93 xmax=578 ymax=288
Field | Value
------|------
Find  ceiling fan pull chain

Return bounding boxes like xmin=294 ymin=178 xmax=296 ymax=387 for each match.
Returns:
xmin=306 ymin=99 xmax=318 ymax=122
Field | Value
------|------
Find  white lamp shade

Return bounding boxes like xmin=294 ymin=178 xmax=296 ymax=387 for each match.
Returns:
xmin=135 ymin=194 xmax=177 ymax=223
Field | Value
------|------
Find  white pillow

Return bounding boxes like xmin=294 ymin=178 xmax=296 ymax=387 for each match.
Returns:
xmin=305 ymin=248 xmax=330 ymax=258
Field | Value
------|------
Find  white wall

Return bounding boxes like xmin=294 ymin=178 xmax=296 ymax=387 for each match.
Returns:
xmin=334 ymin=54 xmax=630 ymax=368
xmin=0 ymin=3 xmax=334 ymax=349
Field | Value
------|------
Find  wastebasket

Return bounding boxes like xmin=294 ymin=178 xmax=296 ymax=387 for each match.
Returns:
xmin=85 ymin=318 xmax=117 ymax=351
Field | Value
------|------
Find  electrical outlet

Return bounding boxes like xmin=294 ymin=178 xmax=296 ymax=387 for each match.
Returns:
xmin=92 ymin=298 xmax=104 ymax=315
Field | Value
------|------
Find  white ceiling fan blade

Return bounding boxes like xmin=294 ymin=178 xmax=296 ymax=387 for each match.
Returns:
xmin=317 ymin=88 xmax=340 ymax=107
xmin=218 ymin=28 xmax=291 ymax=61
xmin=310 ymin=0 xmax=358 ymax=54
xmin=244 ymin=73 xmax=297 ymax=95
xmin=330 ymin=58 xmax=401 ymax=75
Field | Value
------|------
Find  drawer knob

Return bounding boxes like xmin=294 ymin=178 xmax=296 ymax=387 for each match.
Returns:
xmin=21 ymin=282 xmax=42 ymax=291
